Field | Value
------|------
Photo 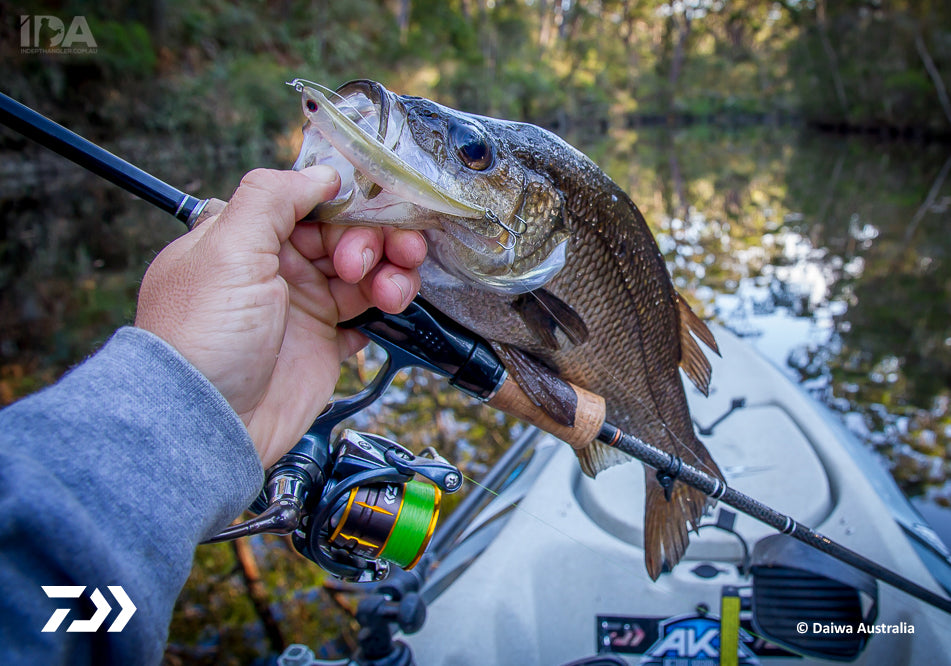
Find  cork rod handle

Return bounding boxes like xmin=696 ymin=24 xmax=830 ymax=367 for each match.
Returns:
xmin=486 ymin=376 xmax=606 ymax=450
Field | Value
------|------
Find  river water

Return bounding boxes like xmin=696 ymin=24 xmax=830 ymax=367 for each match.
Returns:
xmin=2 ymin=124 xmax=950 ymax=546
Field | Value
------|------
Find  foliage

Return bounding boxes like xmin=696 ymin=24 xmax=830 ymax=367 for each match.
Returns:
xmin=783 ymin=1 xmax=951 ymax=132
xmin=86 ymin=19 xmax=157 ymax=79
xmin=6 ymin=0 xmax=951 ymax=135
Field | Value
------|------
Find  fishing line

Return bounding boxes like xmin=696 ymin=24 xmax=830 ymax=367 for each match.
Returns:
xmin=459 ymin=473 xmax=637 ymax=577
xmin=525 ymin=289 xmax=719 ymax=488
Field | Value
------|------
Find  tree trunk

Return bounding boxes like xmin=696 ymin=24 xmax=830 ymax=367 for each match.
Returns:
xmin=398 ymin=0 xmax=412 ymax=43
xmin=668 ymin=6 xmax=693 ymax=108
xmin=815 ymin=0 xmax=849 ymax=117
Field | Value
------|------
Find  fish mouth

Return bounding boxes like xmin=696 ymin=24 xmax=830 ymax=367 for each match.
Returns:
xmin=289 ymin=79 xmax=512 ymax=252
xmin=288 ymin=78 xmax=567 ymax=294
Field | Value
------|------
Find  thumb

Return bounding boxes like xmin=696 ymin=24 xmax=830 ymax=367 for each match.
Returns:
xmin=215 ymin=166 xmax=341 ymax=244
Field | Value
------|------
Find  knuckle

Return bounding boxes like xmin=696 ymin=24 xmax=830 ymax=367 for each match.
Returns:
xmin=236 ymin=169 xmax=284 ymax=202
xmin=239 ymin=168 xmax=278 ymax=188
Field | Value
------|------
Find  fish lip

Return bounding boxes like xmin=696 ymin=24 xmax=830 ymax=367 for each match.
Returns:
xmin=426 ymin=229 xmax=569 ymax=295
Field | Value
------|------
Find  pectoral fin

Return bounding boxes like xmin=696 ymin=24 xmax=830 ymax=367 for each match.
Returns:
xmin=676 ymin=295 xmax=719 ymax=397
xmin=491 ymin=343 xmax=576 ymax=427
xmin=513 ymin=289 xmax=590 ymax=350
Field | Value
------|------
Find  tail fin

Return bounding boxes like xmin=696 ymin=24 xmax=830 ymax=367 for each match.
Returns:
xmin=643 ymin=441 xmax=723 ymax=580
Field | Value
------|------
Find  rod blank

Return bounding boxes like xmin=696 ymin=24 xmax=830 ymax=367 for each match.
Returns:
xmin=0 ymin=91 xmax=200 ymax=224
xmin=598 ymin=422 xmax=951 ymax=615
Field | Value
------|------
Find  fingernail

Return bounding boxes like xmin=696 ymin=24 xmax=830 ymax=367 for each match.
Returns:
xmin=300 ymin=164 xmax=338 ymax=184
xmin=389 ymin=274 xmax=411 ymax=308
xmin=361 ymin=248 xmax=374 ymax=279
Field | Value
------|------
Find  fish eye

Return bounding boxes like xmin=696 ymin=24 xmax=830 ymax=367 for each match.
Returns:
xmin=450 ymin=122 xmax=493 ymax=171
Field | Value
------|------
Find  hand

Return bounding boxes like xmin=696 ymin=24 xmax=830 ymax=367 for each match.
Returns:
xmin=135 ymin=166 xmax=427 ymax=467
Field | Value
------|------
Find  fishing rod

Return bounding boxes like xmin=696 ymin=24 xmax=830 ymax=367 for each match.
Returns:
xmin=4 ymin=91 xmax=951 ymax=618
xmin=0 ymin=92 xmax=221 ymax=228
xmin=346 ymin=302 xmax=951 ymax=617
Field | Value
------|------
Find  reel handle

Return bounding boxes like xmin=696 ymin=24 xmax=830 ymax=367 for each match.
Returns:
xmin=204 ymin=434 xmax=331 ymax=543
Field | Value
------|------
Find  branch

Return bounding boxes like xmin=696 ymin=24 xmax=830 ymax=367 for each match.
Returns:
xmin=914 ymin=30 xmax=951 ymax=128
xmin=816 ymin=0 xmax=849 ymax=116
xmin=233 ymin=538 xmax=285 ymax=653
xmin=905 ymin=153 xmax=951 ymax=245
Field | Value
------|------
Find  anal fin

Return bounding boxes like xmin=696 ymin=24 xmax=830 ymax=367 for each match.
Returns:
xmin=574 ymin=440 xmax=631 ymax=478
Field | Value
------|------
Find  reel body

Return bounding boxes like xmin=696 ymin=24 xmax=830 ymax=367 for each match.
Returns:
xmin=208 ymin=427 xmax=461 ymax=582
xmin=292 ymin=430 xmax=460 ymax=581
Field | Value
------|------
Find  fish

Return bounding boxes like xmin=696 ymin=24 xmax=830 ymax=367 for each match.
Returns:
xmin=290 ymin=79 xmax=723 ymax=580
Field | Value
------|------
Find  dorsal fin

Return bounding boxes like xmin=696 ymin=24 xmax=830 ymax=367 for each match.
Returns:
xmin=676 ymin=295 xmax=719 ymax=397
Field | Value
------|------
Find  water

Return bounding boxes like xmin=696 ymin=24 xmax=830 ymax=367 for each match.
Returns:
xmin=2 ymin=125 xmax=950 ymax=546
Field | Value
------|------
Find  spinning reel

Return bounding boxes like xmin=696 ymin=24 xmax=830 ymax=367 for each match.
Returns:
xmin=207 ymin=298 xmax=506 ymax=582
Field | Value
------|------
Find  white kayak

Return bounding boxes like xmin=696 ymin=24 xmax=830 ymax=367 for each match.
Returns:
xmin=403 ymin=325 xmax=951 ymax=665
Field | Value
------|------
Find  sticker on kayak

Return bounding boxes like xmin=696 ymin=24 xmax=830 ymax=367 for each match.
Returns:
xmin=640 ymin=614 xmax=758 ymax=665
xmin=597 ymin=614 xmax=799 ymax=663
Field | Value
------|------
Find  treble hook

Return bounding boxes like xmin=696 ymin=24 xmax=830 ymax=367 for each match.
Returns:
xmin=484 ymin=209 xmax=521 ymax=251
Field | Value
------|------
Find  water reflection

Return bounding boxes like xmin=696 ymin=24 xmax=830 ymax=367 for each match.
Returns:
xmin=2 ymin=126 xmax=950 ymax=514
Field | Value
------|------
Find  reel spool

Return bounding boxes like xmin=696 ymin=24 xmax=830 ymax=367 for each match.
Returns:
xmin=328 ymin=480 xmax=442 ymax=570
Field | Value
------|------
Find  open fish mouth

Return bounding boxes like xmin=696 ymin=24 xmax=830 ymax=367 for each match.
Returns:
xmin=289 ymin=80 xmax=519 ymax=264
xmin=288 ymin=78 xmax=569 ymax=294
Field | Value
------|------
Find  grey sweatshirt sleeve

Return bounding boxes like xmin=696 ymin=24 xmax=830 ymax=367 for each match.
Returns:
xmin=0 ymin=326 xmax=265 ymax=665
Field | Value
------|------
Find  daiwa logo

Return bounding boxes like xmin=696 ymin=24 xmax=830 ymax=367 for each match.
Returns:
xmin=42 ymin=586 xmax=136 ymax=633
xmin=640 ymin=614 xmax=759 ymax=666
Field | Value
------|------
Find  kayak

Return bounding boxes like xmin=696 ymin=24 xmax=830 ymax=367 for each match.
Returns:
xmin=402 ymin=325 xmax=951 ymax=665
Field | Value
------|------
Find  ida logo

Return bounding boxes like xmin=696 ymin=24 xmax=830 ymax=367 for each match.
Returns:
xmin=640 ymin=614 xmax=759 ymax=666
xmin=19 ymin=15 xmax=98 ymax=53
